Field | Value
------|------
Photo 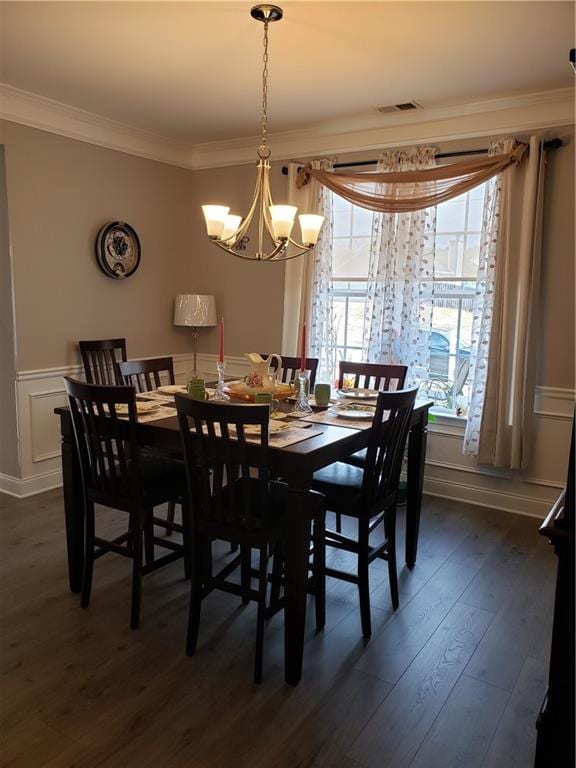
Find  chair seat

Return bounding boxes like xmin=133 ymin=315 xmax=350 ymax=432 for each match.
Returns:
xmin=138 ymin=455 xmax=187 ymax=507
xmin=345 ymin=448 xmax=367 ymax=468
xmin=311 ymin=462 xmax=364 ymax=513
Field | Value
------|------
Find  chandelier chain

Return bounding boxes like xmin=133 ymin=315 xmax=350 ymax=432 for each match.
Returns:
xmin=261 ymin=20 xmax=269 ymax=147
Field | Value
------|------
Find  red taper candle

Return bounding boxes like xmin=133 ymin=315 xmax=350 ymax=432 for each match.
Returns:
xmin=219 ymin=318 xmax=225 ymax=363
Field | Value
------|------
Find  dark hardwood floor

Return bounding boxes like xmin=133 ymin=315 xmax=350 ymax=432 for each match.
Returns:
xmin=0 ymin=489 xmax=555 ymax=768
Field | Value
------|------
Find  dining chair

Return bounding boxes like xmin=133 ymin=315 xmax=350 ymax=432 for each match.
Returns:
xmin=64 ymin=377 xmax=190 ymax=630
xmin=261 ymin=354 xmax=319 ymax=389
xmin=311 ymin=386 xmax=418 ymax=637
xmin=337 ymin=360 xmax=407 ymax=392
xmin=118 ymin=356 xmax=179 ymax=535
xmin=175 ymin=395 xmax=325 ymax=683
xmin=79 ymin=338 xmax=127 ymax=386
xmin=335 ymin=361 xmax=409 ymax=531
xmin=118 ymin=356 xmax=175 ymax=391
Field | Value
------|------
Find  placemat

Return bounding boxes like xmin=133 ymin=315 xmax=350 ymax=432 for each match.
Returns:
xmin=134 ymin=405 xmax=177 ymax=423
xmin=190 ymin=421 xmax=322 ymax=447
xmin=296 ymin=409 xmax=374 ymax=430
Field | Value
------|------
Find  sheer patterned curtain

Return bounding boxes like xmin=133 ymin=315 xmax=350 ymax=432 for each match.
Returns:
xmin=308 ymin=159 xmax=335 ymax=383
xmin=363 ymin=146 xmax=437 ymax=386
xmin=283 ymin=159 xmax=334 ymax=385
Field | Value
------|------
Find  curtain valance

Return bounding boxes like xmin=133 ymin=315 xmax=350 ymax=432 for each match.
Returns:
xmin=296 ymin=142 xmax=527 ymax=213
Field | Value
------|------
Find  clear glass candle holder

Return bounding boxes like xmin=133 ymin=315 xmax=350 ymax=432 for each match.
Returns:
xmin=291 ymin=369 xmax=312 ymax=415
xmin=212 ymin=360 xmax=230 ymax=401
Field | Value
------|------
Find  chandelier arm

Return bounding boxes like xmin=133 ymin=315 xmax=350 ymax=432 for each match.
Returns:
xmin=210 ymin=234 xmax=287 ymax=261
xmin=220 ymin=161 xmax=266 ymax=245
xmin=269 ymin=245 xmax=312 ymax=262
xmin=286 ymin=234 xmax=311 ymax=249
xmin=262 ymin=163 xmax=277 ymax=240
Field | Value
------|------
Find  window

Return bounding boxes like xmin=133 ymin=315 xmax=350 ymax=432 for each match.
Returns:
xmin=329 ymin=181 xmax=488 ymax=414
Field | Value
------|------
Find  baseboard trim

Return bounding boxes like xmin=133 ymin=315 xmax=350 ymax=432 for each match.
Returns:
xmin=423 ymin=476 xmax=553 ymax=518
xmin=0 ymin=469 xmax=63 ymax=498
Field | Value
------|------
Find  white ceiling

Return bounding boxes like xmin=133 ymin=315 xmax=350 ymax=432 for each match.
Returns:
xmin=1 ymin=1 xmax=574 ymax=145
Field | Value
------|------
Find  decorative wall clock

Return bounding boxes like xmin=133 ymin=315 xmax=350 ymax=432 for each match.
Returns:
xmin=95 ymin=222 xmax=141 ymax=279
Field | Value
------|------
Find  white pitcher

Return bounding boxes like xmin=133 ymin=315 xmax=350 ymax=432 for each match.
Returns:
xmin=244 ymin=352 xmax=282 ymax=392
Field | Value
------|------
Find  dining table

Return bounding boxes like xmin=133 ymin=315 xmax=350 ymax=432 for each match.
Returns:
xmin=55 ymin=393 xmax=431 ymax=686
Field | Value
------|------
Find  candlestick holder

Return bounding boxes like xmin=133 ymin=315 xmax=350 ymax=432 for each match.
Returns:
xmin=291 ymin=370 xmax=312 ymax=415
xmin=212 ymin=360 xmax=230 ymax=401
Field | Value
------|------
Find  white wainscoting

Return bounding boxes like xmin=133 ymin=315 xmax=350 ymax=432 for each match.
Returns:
xmin=2 ymin=356 xmax=574 ymax=519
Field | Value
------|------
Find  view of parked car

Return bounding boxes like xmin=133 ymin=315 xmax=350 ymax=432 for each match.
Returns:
xmin=429 ymin=330 xmax=470 ymax=379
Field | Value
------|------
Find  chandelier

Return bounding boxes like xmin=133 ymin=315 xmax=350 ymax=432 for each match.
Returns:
xmin=201 ymin=4 xmax=324 ymax=262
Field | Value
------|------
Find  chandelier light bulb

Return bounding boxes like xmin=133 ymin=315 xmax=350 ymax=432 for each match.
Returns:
xmin=298 ymin=214 xmax=325 ymax=246
xmin=221 ymin=214 xmax=242 ymax=242
xmin=269 ymin=205 xmax=297 ymax=240
xmin=202 ymin=205 xmax=230 ymax=239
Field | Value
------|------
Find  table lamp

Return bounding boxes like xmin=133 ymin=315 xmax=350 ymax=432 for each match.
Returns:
xmin=174 ymin=294 xmax=217 ymax=377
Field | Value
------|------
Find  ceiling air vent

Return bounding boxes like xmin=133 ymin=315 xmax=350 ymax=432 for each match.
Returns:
xmin=376 ymin=101 xmax=421 ymax=113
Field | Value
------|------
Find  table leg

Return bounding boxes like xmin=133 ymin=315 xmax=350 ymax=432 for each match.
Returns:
xmin=59 ymin=412 xmax=84 ymax=593
xmin=405 ymin=409 xmax=428 ymax=567
xmin=282 ymin=484 xmax=314 ymax=686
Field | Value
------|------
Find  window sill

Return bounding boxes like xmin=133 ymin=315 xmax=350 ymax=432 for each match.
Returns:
xmin=428 ymin=408 xmax=467 ymax=437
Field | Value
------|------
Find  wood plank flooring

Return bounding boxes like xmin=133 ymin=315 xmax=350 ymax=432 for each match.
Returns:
xmin=0 ymin=489 xmax=555 ymax=768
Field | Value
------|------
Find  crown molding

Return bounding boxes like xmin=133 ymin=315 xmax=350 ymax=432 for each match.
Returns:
xmin=187 ymin=88 xmax=575 ymax=168
xmin=0 ymin=84 xmax=189 ymax=168
xmin=1 ymin=84 xmax=574 ymax=171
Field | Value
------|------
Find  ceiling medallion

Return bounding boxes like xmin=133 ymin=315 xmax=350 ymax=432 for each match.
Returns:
xmin=201 ymin=4 xmax=324 ymax=262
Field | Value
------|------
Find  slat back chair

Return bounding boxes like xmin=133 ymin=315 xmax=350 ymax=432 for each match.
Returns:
xmin=118 ymin=356 xmax=179 ymax=534
xmin=118 ymin=357 xmax=175 ymax=392
xmin=337 ymin=361 xmax=407 ymax=392
xmin=64 ymin=377 xmax=188 ymax=629
xmin=361 ymin=387 xmax=419 ymax=514
xmin=335 ymin=361 xmax=409 ymax=530
xmin=177 ymin=399 xmax=272 ymax=540
xmin=311 ymin=386 xmax=418 ymax=637
xmin=79 ymin=338 xmax=127 ymax=386
xmin=261 ymin=354 xmax=319 ymax=389
xmin=175 ymin=395 xmax=325 ymax=683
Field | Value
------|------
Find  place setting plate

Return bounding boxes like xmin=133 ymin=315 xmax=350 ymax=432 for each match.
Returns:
xmin=115 ymin=401 xmax=163 ymax=416
xmin=329 ymin=402 xmax=377 ymax=420
xmin=337 ymin=388 xmax=379 ymax=400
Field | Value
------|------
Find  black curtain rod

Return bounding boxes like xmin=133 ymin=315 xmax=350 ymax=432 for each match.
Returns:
xmin=281 ymin=137 xmax=562 ymax=175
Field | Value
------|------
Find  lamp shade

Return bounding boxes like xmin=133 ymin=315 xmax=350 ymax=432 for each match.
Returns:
xmin=174 ymin=294 xmax=217 ymax=327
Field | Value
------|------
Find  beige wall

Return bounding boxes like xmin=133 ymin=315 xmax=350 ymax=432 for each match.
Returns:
xmin=2 ymin=119 xmax=573 ymax=393
xmin=0 ymin=147 xmax=19 ymax=476
xmin=1 ymin=120 xmax=198 ymax=370
xmin=1 ymin=121 xmax=288 ymax=370
xmin=185 ymin=162 xmax=286 ymax=358
xmin=539 ymin=128 xmax=575 ymax=389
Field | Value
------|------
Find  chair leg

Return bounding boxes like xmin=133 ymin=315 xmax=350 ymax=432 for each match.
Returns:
xmin=313 ymin=512 xmax=326 ymax=632
xmin=165 ymin=500 xmax=176 ymax=536
xmin=130 ymin=513 xmax=144 ymax=630
xmin=269 ymin=542 xmax=283 ymax=612
xmin=385 ymin=505 xmax=399 ymax=611
xmin=254 ymin=546 xmax=269 ymax=684
xmin=335 ymin=512 xmax=342 ymax=533
xmin=241 ymin=545 xmax=251 ymax=605
xmin=143 ymin=506 xmax=154 ymax=569
xmin=358 ymin=517 xmax=371 ymax=638
xmin=180 ymin=498 xmax=192 ymax=580
xmin=186 ymin=532 xmax=203 ymax=657
xmin=81 ymin=500 xmax=95 ymax=609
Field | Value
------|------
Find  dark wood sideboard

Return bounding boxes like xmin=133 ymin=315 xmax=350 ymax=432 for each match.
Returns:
xmin=535 ymin=414 xmax=575 ymax=766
